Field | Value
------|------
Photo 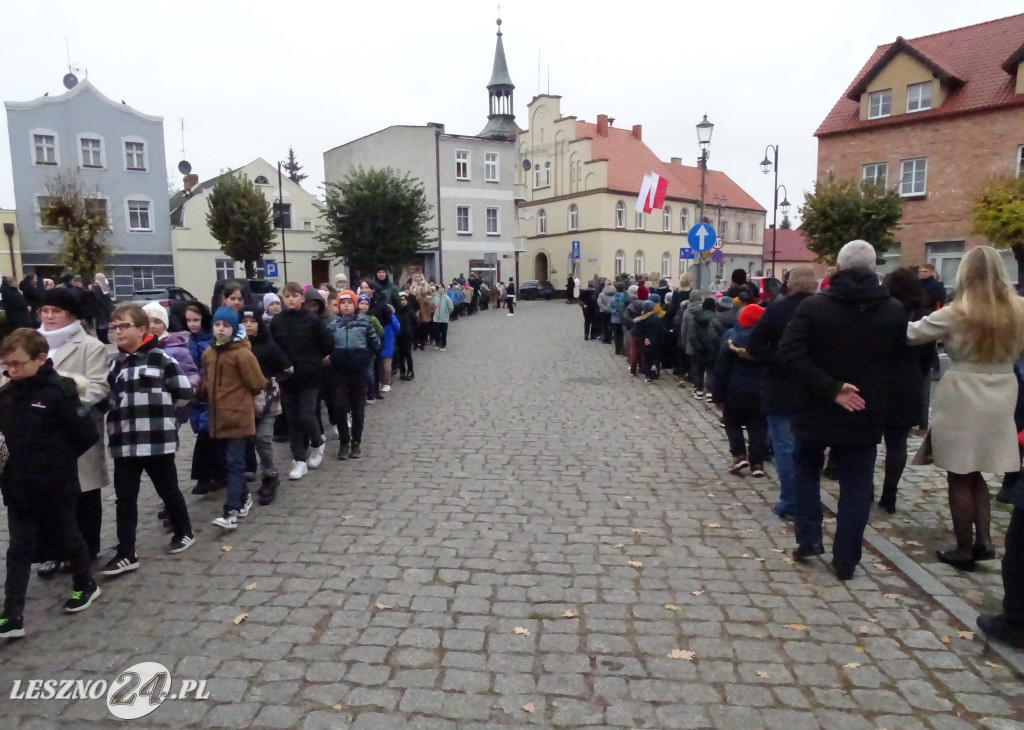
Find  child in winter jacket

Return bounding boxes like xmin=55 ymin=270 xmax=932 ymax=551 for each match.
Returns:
xmin=431 ymin=288 xmax=455 ymax=350
xmin=183 ymin=303 xmax=224 ymax=496
xmin=200 ymin=307 xmax=266 ymax=529
xmin=689 ymin=299 xmax=717 ymax=400
xmin=633 ymin=301 xmax=666 ymax=382
xmin=0 ymin=328 xmax=101 ymax=638
xmin=713 ymin=304 xmax=768 ymax=476
xmin=396 ymin=293 xmax=416 ymax=380
xmin=379 ymin=304 xmax=400 ymax=395
xmin=329 ymin=291 xmax=381 ymax=460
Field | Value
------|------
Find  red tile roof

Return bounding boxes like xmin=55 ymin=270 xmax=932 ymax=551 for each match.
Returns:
xmin=574 ymin=121 xmax=765 ymax=213
xmin=816 ymin=13 xmax=1024 ymax=137
xmin=762 ymin=227 xmax=816 ymax=263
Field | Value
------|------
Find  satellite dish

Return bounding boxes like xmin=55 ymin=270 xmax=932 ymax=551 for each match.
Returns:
xmin=62 ymin=73 xmax=78 ymax=90
xmin=522 ymin=159 xmax=531 ymax=171
xmin=177 ymin=160 xmax=192 ymax=175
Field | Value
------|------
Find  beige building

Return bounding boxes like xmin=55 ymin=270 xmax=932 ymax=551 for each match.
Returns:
xmin=0 ymin=209 xmax=22 ymax=281
xmin=517 ymin=95 xmax=766 ymax=289
xmin=170 ymin=158 xmax=340 ymax=297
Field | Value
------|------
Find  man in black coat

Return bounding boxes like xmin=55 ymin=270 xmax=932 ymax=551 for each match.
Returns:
xmin=747 ymin=265 xmax=817 ymax=520
xmin=1 ymin=277 xmax=33 ymax=330
xmin=777 ymin=241 xmax=906 ymax=580
xmin=917 ymin=263 xmax=947 ymax=311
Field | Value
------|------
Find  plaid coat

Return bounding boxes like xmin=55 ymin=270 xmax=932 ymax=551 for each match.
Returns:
xmin=107 ymin=336 xmax=194 ymax=458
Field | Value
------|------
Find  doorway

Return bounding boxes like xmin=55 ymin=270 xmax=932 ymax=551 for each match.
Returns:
xmin=311 ymin=259 xmax=330 ymax=287
xmin=534 ymin=252 xmax=549 ymax=281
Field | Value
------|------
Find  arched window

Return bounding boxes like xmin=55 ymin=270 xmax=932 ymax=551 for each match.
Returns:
xmin=538 ymin=209 xmax=547 ymax=235
xmin=680 ymin=208 xmax=688 ymax=234
xmin=615 ymin=200 xmax=625 ymax=228
xmin=634 ymin=250 xmax=646 ymax=275
xmin=635 ymin=210 xmax=645 ymax=230
xmin=663 ymin=205 xmax=672 ymax=232
xmin=568 ymin=204 xmax=579 ymax=231
xmin=661 ymin=251 xmax=672 ymax=278
xmin=254 ymin=175 xmax=270 ymax=185
xmin=614 ymin=249 xmax=625 ymax=275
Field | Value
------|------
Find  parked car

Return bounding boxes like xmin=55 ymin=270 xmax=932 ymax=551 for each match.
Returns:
xmin=519 ymin=280 xmax=556 ymax=300
xmin=245 ymin=279 xmax=278 ymax=295
xmin=130 ymin=287 xmax=199 ymax=307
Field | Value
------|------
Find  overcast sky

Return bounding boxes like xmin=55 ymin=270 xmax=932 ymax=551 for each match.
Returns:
xmin=1 ymin=1 xmax=1021 ymax=227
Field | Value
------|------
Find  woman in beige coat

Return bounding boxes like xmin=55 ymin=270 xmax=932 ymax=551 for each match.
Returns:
xmin=907 ymin=246 xmax=1024 ymax=571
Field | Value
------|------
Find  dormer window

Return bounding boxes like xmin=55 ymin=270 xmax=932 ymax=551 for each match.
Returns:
xmin=906 ymin=81 xmax=932 ymax=112
xmin=254 ymin=175 xmax=270 ymax=185
xmin=868 ymin=89 xmax=892 ymax=119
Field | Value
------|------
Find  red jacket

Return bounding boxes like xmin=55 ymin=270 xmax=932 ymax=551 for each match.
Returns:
xmin=637 ymin=283 xmax=649 ymax=300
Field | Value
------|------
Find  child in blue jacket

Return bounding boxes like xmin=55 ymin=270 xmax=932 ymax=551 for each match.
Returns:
xmin=379 ymin=305 xmax=400 ymax=395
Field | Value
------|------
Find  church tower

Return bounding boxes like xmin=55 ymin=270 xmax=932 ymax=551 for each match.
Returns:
xmin=478 ymin=18 xmax=521 ymax=141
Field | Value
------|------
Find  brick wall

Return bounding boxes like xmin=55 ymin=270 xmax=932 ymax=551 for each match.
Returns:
xmin=816 ymin=106 xmax=1024 ymax=264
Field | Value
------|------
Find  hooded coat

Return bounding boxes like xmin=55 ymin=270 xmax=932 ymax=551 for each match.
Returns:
xmin=746 ymin=291 xmax=813 ymax=415
xmin=199 ymin=337 xmax=266 ymax=439
xmin=675 ymin=293 xmax=704 ymax=353
xmin=597 ymin=285 xmax=616 ymax=314
xmin=269 ymin=303 xmax=333 ymax=389
xmin=375 ymin=270 xmax=401 ymax=312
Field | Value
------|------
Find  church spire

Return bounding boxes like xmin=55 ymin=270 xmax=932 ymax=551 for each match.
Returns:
xmin=478 ymin=17 xmax=520 ymax=141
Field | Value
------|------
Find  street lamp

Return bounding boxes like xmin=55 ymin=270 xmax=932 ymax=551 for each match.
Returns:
xmin=275 ymin=162 xmax=290 ymax=282
xmin=760 ymin=145 xmax=790 ymax=277
xmin=695 ymin=114 xmax=713 ymax=288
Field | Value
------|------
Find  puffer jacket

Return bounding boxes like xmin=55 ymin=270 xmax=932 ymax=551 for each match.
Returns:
xmin=689 ymin=309 xmax=717 ymax=359
xmin=712 ymin=323 xmax=764 ymax=409
xmin=611 ymin=290 xmax=630 ymax=325
xmin=622 ymin=300 xmax=643 ymax=335
xmin=160 ymin=332 xmax=200 ymax=387
xmin=708 ymin=309 xmax=738 ymax=359
xmin=328 ymin=312 xmax=381 ymax=376
xmin=381 ymin=314 xmax=400 ymax=358
xmin=269 ymin=307 xmax=333 ymax=389
xmin=677 ymin=298 xmax=705 ymax=353
xmin=199 ymin=338 xmax=266 ymax=439
xmin=597 ymin=285 xmax=616 ymax=314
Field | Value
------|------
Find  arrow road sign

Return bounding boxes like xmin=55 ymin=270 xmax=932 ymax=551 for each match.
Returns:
xmin=687 ymin=224 xmax=717 ymax=253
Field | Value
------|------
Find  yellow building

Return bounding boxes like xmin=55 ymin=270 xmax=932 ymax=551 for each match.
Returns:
xmin=516 ymin=95 xmax=765 ymax=289
xmin=0 ymin=208 xmax=23 ymax=281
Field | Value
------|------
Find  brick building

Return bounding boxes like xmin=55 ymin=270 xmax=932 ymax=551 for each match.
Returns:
xmin=815 ymin=13 xmax=1024 ymax=283
xmin=761 ymin=227 xmax=829 ymax=279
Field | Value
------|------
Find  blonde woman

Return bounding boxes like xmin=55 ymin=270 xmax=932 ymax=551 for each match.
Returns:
xmin=907 ymin=246 xmax=1024 ymax=571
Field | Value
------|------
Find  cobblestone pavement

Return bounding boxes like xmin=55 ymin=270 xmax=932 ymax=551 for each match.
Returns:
xmin=0 ymin=300 xmax=1022 ymax=729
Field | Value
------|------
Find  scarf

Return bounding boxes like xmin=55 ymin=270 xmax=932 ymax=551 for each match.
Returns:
xmin=38 ymin=320 xmax=83 ymax=360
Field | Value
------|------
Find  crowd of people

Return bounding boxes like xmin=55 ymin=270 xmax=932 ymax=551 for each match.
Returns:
xmin=0 ymin=264 xmax=500 ymax=640
xmin=575 ymin=243 xmax=1024 ymax=649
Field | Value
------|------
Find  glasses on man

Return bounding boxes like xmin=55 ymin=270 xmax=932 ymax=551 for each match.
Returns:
xmin=1 ymin=358 xmax=32 ymax=371
xmin=110 ymin=323 xmax=138 ymax=332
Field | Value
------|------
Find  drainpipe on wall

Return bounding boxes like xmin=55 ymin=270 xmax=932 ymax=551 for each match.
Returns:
xmin=434 ymin=126 xmax=444 ymax=282
xmin=3 ymin=223 xmax=15 ymax=281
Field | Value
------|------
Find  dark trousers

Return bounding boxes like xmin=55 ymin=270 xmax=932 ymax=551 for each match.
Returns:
xmin=113 ymin=454 xmax=192 ymax=553
xmin=38 ymin=489 xmax=102 ymax=561
xmin=642 ymin=344 xmax=660 ymax=379
xmin=217 ymin=438 xmax=249 ymax=514
xmin=507 ymin=297 xmax=515 ymax=314
xmin=881 ymin=426 xmax=911 ymax=503
xmin=415 ymin=322 xmax=430 ymax=349
xmin=583 ymin=314 xmax=596 ymax=340
xmin=612 ymin=323 xmax=624 ymax=355
xmin=397 ymin=339 xmax=414 ymax=375
xmin=691 ymin=356 xmax=711 ymax=391
xmin=1004 ymin=506 xmax=1024 ymax=626
xmin=597 ymin=312 xmax=611 ymax=343
xmin=793 ymin=440 xmax=877 ymax=571
xmin=281 ymin=385 xmax=322 ymax=461
xmin=723 ymin=405 xmax=768 ymax=464
xmin=629 ymin=336 xmax=643 ymax=375
xmin=435 ymin=323 xmax=449 ymax=348
xmin=333 ymin=374 xmax=368 ymax=444
xmin=919 ymin=376 xmax=932 ymax=429
xmin=674 ymin=347 xmax=690 ymax=378
xmin=6 ymin=500 xmax=93 ymax=617
xmin=191 ymin=430 xmax=223 ymax=483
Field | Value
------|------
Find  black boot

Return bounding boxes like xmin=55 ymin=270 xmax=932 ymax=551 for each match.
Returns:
xmin=877 ymin=485 xmax=897 ymax=514
xmin=257 ymin=475 xmax=279 ymax=506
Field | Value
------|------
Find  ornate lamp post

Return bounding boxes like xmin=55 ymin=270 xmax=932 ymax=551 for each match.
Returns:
xmin=695 ymin=114 xmax=714 ymax=288
xmin=760 ymin=145 xmax=790 ymax=277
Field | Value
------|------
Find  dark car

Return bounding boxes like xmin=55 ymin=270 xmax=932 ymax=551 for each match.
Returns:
xmin=245 ymin=279 xmax=278 ymax=295
xmin=519 ymin=280 xmax=556 ymax=300
xmin=130 ymin=287 xmax=199 ymax=307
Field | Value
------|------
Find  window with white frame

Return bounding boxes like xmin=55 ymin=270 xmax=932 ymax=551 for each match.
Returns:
xmin=614 ymin=250 xmax=625 ymax=275
xmin=132 ymin=267 xmax=155 ymax=290
xmin=862 ymin=162 xmax=887 ymax=188
xmin=615 ymin=201 xmax=625 ymax=228
xmin=124 ymin=139 xmax=147 ymax=171
xmin=634 ymin=250 xmax=646 ymax=275
xmin=85 ymin=198 xmax=108 ymax=228
xmin=868 ymin=89 xmax=892 ymax=119
xmin=906 ymin=82 xmax=932 ymax=113
xmin=126 ymin=199 xmax=153 ymax=232
xmin=484 ymin=152 xmax=498 ymax=182
xmin=215 ymin=259 xmax=236 ymax=281
xmin=635 ymin=210 xmax=645 ymax=230
xmin=720 ymin=220 xmax=728 ymax=241
xmin=568 ymin=204 xmax=579 ymax=231
xmin=544 ymin=162 xmax=551 ymax=186
xmin=570 ymin=164 xmax=575 ymax=183
xmin=899 ymin=157 xmax=927 ymax=196
xmin=750 ymin=223 xmax=757 ymax=242
xmin=486 ymin=207 xmax=500 ymax=235
xmin=456 ymin=205 xmax=471 ymax=234
xmin=538 ymin=208 xmax=547 ymax=234
xmin=254 ymin=175 xmax=270 ymax=185
xmin=79 ymin=136 xmax=103 ymax=168
xmin=33 ymin=132 xmax=58 ymax=165
xmin=1017 ymin=144 xmax=1023 ymax=177
xmin=663 ymin=205 xmax=672 ymax=232
xmin=455 ymin=150 xmax=470 ymax=180
xmin=36 ymin=195 xmax=59 ymax=227
xmin=661 ymin=251 xmax=672 ymax=277
xmin=680 ymin=208 xmax=688 ymax=234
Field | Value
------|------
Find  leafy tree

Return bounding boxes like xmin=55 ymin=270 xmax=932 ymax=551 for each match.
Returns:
xmin=40 ymin=172 xmax=112 ymax=280
xmin=205 ymin=172 xmax=276 ymax=278
xmin=970 ymin=173 xmax=1024 ymax=278
xmin=318 ymin=166 xmax=433 ymax=275
xmin=798 ymin=173 xmax=903 ymax=264
xmin=283 ymin=146 xmax=307 ymax=186
xmin=779 ymin=214 xmax=792 ymax=230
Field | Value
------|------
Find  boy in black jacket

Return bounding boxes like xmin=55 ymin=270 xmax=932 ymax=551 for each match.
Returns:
xmin=0 ymin=329 xmax=101 ymax=639
xmin=396 ymin=293 xmax=416 ymax=380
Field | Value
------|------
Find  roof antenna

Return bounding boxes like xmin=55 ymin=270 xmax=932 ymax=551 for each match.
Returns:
xmin=63 ymin=36 xmax=86 ymax=87
xmin=547 ymin=65 xmax=550 ymax=95
xmin=179 ymin=118 xmax=186 ymax=160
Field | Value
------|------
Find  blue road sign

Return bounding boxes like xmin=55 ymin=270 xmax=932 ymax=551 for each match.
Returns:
xmin=679 ymin=247 xmax=695 ymax=260
xmin=264 ymin=260 xmax=279 ymax=278
xmin=570 ymin=240 xmax=581 ymax=260
xmin=711 ymin=249 xmax=724 ymax=264
xmin=687 ymin=223 xmax=717 ymax=253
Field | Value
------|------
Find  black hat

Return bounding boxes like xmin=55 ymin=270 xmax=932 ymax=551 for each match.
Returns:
xmin=42 ymin=287 xmax=87 ymax=319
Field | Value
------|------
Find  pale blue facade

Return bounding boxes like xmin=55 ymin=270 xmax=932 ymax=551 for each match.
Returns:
xmin=5 ymin=79 xmax=173 ymax=298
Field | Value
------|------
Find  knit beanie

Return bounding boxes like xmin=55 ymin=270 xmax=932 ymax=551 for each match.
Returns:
xmin=642 ymin=300 xmax=655 ymax=313
xmin=647 ymin=293 xmax=661 ymax=305
xmin=688 ymin=291 xmax=703 ymax=303
xmin=357 ymin=293 xmax=371 ymax=304
xmin=262 ymin=292 xmax=281 ymax=310
xmin=142 ymin=301 xmax=170 ymax=329
xmin=701 ymin=298 xmax=716 ymax=311
xmin=627 ymin=285 xmax=639 ymax=299
xmin=212 ymin=306 xmax=240 ymax=335
xmin=738 ymin=304 xmax=765 ymax=328
xmin=716 ymin=296 xmax=734 ymax=312
xmin=337 ymin=290 xmax=356 ymax=305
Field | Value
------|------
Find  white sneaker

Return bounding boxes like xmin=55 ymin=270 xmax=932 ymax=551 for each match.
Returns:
xmin=381 ymin=385 xmax=391 ymax=392
xmin=288 ymin=460 xmax=308 ymax=480
xmin=347 ymin=414 xmax=353 ymax=429
xmin=238 ymin=494 xmax=253 ymax=518
xmin=212 ymin=512 xmax=238 ymax=530
xmin=330 ymin=425 xmax=339 ymax=440
xmin=307 ymin=444 xmax=326 ymax=469
xmin=507 ymin=313 xmax=514 ymax=316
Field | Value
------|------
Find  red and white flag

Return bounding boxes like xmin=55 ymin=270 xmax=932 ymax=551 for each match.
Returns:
xmin=636 ymin=172 xmax=668 ymax=214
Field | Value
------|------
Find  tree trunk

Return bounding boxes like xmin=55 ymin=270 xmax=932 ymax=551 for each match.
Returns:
xmin=244 ymin=259 xmax=255 ymax=278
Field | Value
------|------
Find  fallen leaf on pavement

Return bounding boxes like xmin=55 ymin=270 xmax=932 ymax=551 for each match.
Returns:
xmin=883 ymin=593 xmax=899 ymax=599
xmin=843 ymin=662 xmax=860 ymax=669
xmin=562 ymin=610 xmax=576 ymax=618
xmin=514 ymin=626 xmax=531 ymax=636
xmin=244 ymin=583 xmax=257 ymax=590
xmin=375 ymin=602 xmax=392 ymax=610
xmin=664 ymin=604 xmax=679 ymax=611
xmin=939 ymin=635 xmax=950 ymax=644
xmin=706 ymin=492 xmax=715 ymax=498
xmin=221 ymin=545 xmax=232 ymax=552
xmin=957 ymin=631 xmax=974 ymax=640
xmin=800 ymin=583 xmax=813 ymax=589
xmin=854 ymin=647 xmax=865 ymax=653
xmin=858 ymin=625 xmax=871 ymax=634
xmin=667 ymin=649 xmax=695 ymax=661
xmin=754 ymin=557 xmax=765 ymax=562
xmin=343 ymin=515 xmax=353 ymax=520
xmin=632 ymin=528 xmax=647 ymax=534
xmin=873 ymin=563 xmax=889 ymax=572
xmin=906 ymin=540 xmax=923 ymax=547
xmin=627 ymin=560 xmax=643 ymax=568
xmin=985 ymin=661 xmax=1002 ymax=669
xmin=783 ymin=558 xmax=795 ymax=565
xmin=742 ymin=554 xmax=750 ymax=558
xmin=889 ymin=537 xmax=904 ymax=546
xmin=523 ymin=703 xmax=535 ymax=713
xmin=333 ymin=704 xmax=343 ymax=710
xmin=783 ymin=624 xmax=807 ymax=631
xmin=756 ymin=670 xmax=770 ymax=678
xmin=692 ymin=590 xmax=704 ymax=596
xmin=771 ymin=548 xmax=786 ymax=553
xmin=779 ymin=528 xmax=788 ymax=535
xmin=706 ymin=523 xmax=721 ymax=528
xmin=613 ymin=543 xmax=625 ymax=549
xmin=233 ymin=613 xmax=248 ymax=625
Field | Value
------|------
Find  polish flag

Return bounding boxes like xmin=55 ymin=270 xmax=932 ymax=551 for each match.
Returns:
xmin=636 ymin=172 xmax=668 ymax=214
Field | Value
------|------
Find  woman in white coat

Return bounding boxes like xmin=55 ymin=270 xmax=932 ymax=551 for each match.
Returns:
xmin=35 ymin=288 xmax=110 ymax=573
xmin=907 ymin=246 xmax=1024 ymax=571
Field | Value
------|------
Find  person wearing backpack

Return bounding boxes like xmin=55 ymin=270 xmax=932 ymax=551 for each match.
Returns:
xmin=689 ymin=298 xmax=717 ymax=399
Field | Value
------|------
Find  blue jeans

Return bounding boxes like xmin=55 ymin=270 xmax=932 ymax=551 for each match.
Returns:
xmin=793 ymin=440 xmax=878 ymax=571
xmin=218 ymin=438 xmax=249 ymax=515
xmin=766 ymin=413 xmax=796 ymax=515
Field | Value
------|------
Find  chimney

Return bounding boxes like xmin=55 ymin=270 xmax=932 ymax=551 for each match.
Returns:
xmin=632 ymin=124 xmax=642 ymax=141
xmin=596 ymin=114 xmax=608 ymax=136
xmin=670 ymin=157 xmax=682 ymax=165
